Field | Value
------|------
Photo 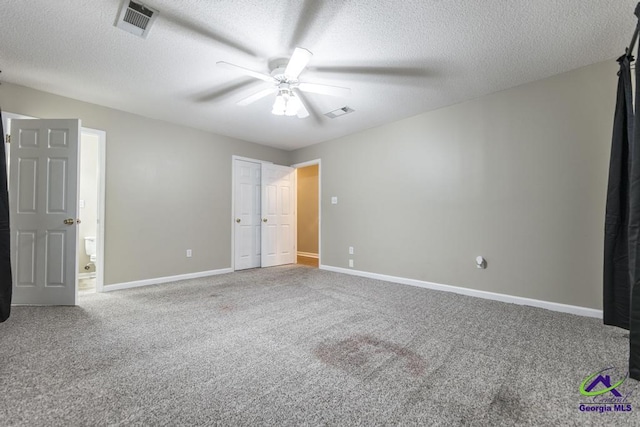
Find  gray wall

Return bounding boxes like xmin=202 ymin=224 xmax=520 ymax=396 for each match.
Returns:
xmin=291 ymin=60 xmax=618 ymax=310
xmin=0 ymin=82 xmax=289 ymax=285
xmin=2 ymin=58 xmax=619 ymax=308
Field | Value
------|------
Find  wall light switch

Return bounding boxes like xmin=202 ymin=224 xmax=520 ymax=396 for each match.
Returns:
xmin=349 ymin=259 xmax=354 ymax=268
xmin=186 ymin=249 xmax=192 ymax=258
xmin=331 ymin=196 xmax=338 ymax=204
xmin=349 ymin=246 xmax=354 ymax=255
xmin=79 ymin=199 xmax=85 ymax=209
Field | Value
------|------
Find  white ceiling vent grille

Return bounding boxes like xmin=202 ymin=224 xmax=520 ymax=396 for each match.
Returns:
xmin=115 ymin=1 xmax=158 ymax=38
xmin=325 ymin=106 xmax=355 ymax=119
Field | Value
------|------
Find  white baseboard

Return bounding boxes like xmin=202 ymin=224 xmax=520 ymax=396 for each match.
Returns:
xmin=319 ymin=265 xmax=602 ymax=319
xmin=297 ymin=251 xmax=319 ymax=259
xmin=78 ymin=272 xmax=96 ymax=279
xmin=103 ymin=268 xmax=233 ymax=292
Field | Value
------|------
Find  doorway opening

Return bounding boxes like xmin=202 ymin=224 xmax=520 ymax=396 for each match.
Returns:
xmin=295 ymin=163 xmax=319 ymax=268
xmin=293 ymin=159 xmax=321 ymax=268
xmin=78 ymin=130 xmax=103 ymax=294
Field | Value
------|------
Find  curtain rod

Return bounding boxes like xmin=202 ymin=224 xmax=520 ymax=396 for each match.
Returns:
xmin=627 ymin=2 xmax=640 ymax=58
xmin=628 ymin=26 xmax=639 ymax=58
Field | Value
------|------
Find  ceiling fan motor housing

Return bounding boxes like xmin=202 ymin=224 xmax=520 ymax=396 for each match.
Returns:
xmin=269 ymin=58 xmax=293 ymax=82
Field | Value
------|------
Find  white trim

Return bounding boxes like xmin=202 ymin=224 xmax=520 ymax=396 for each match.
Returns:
xmin=319 ymin=265 xmax=602 ymax=318
xmin=292 ymin=166 xmax=297 ymax=265
xmin=81 ymin=127 xmax=106 ymax=293
xmin=232 ymin=155 xmax=274 ymax=164
xmin=297 ymin=251 xmax=319 ymax=259
xmin=291 ymin=159 xmax=321 ymax=267
xmin=78 ymin=272 xmax=96 ymax=279
xmin=2 ymin=111 xmax=36 ymax=129
xmin=103 ymin=268 xmax=233 ymax=292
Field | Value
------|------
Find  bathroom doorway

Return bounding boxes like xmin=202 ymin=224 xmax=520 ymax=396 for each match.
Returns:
xmin=2 ymin=112 xmax=106 ymax=300
xmin=78 ymin=130 xmax=101 ymax=294
xmin=77 ymin=128 xmax=106 ymax=294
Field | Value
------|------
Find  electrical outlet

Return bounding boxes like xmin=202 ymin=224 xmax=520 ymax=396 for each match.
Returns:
xmin=186 ymin=249 xmax=192 ymax=258
xmin=331 ymin=196 xmax=338 ymax=204
xmin=349 ymin=259 xmax=354 ymax=268
xmin=349 ymin=246 xmax=354 ymax=255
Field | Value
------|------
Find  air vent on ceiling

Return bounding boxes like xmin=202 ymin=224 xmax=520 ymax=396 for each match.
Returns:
xmin=325 ymin=106 xmax=355 ymax=119
xmin=115 ymin=0 xmax=158 ymax=38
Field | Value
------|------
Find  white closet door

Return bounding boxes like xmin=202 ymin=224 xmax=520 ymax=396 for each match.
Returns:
xmin=233 ymin=159 xmax=262 ymax=270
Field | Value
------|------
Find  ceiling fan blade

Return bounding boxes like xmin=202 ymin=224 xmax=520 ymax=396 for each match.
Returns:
xmin=294 ymin=90 xmax=323 ymax=125
xmin=286 ymin=0 xmax=346 ymax=51
xmin=236 ymin=87 xmax=278 ymax=106
xmin=298 ymin=82 xmax=351 ymax=97
xmin=295 ymin=93 xmax=310 ymax=119
xmin=159 ymin=12 xmax=260 ymax=57
xmin=284 ymin=47 xmax=313 ymax=79
xmin=308 ymin=66 xmax=433 ymax=78
xmin=217 ymin=62 xmax=276 ymax=83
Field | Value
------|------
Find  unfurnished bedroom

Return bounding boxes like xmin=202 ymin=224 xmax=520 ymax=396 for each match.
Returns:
xmin=1 ymin=1 xmax=640 ymax=425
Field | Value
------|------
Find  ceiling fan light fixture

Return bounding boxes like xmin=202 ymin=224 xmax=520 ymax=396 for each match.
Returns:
xmin=285 ymin=94 xmax=301 ymax=116
xmin=272 ymin=94 xmax=286 ymax=115
xmin=271 ymin=89 xmax=302 ymax=117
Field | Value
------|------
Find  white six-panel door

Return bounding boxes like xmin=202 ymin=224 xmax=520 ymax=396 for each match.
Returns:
xmin=10 ymin=119 xmax=80 ymax=305
xmin=233 ymin=159 xmax=261 ymax=270
xmin=261 ymin=164 xmax=295 ymax=267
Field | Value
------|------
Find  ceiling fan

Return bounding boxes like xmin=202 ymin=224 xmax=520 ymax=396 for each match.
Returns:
xmin=217 ymin=47 xmax=351 ymax=118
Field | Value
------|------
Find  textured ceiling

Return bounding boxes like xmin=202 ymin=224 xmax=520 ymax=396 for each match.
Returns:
xmin=0 ymin=0 xmax=637 ymax=150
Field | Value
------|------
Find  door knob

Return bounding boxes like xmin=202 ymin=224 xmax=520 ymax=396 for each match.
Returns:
xmin=263 ymin=218 xmax=268 ymax=223
xmin=64 ymin=218 xmax=74 ymax=225
xmin=236 ymin=218 xmax=241 ymax=223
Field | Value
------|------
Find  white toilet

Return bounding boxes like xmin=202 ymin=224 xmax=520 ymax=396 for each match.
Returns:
xmin=84 ymin=236 xmax=97 ymax=263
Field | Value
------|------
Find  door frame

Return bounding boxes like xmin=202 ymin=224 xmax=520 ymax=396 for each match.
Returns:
xmin=291 ymin=159 xmax=321 ymax=267
xmin=82 ymin=127 xmax=107 ymax=293
xmin=230 ymin=155 xmax=272 ymax=271
xmin=230 ymin=156 xmax=321 ymax=270
xmin=2 ymin=112 xmax=107 ymax=294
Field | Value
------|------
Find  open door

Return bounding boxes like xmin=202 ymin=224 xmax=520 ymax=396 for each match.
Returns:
xmin=10 ymin=119 xmax=80 ymax=305
xmin=261 ymin=164 xmax=295 ymax=267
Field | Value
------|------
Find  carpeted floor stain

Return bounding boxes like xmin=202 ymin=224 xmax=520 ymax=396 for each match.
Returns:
xmin=315 ymin=335 xmax=426 ymax=378
xmin=483 ymin=383 xmax=525 ymax=425
xmin=2 ymin=265 xmax=637 ymax=426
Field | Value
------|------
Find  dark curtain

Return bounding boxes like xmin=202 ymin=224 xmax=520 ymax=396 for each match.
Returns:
xmin=604 ymin=55 xmax=633 ymax=331
xmin=0 ymin=109 xmax=11 ymax=322
xmin=631 ymin=38 xmax=640 ymax=380
xmin=605 ymin=3 xmax=640 ymax=382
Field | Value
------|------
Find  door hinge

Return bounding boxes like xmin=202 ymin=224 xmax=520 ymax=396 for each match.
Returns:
xmin=5 ymin=134 xmax=10 ymax=144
